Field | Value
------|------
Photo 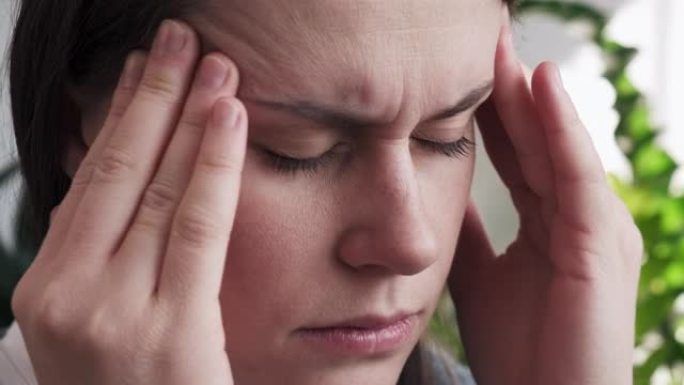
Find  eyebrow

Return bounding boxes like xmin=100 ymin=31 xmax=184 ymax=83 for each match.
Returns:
xmin=243 ymin=80 xmax=494 ymax=131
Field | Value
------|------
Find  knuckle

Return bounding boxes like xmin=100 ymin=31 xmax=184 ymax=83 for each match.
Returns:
xmin=11 ymin=265 xmax=45 ymax=324
xmin=10 ymin=277 xmax=30 ymax=321
xmin=173 ymin=207 xmax=221 ymax=247
xmin=625 ymin=223 xmax=645 ymax=264
xmin=138 ymin=72 xmax=180 ymax=105
xmin=131 ymin=214 xmax=163 ymax=237
xmin=92 ymin=147 xmax=137 ymax=184
xmin=80 ymin=308 xmax=123 ymax=352
xmin=118 ymin=81 xmax=138 ymax=97
xmin=70 ymin=160 xmax=96 ymax=187
xmin=108 ymin=98 xmax=130 ymax=120
xmin=197 ymin=152 xmax=242 ymax=177
xmin=568 ymin=114 xmax=585 ymax=131
xmin=178 ymin=111 xmax=208 ymax=135
xmin=613 ymin=200 xmax=644 ymax=264
xmin=141 ymin=179 xmax=181 ymax=215
xmin=33 ymin=295 xmax=79 ymax=341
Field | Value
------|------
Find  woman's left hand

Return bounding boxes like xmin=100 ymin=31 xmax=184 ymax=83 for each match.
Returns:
xmin=447 ymin=23 xmax=643 ymax=385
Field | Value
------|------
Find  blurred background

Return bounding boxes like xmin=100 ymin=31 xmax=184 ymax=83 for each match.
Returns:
xmin=0 ymin=0 xmax=682 ymax=384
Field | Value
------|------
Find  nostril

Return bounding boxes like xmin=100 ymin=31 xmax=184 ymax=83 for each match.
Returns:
xmin=336 ymin=224 xmax=440 ymax=276
xmin=388 ymin=233 xmax=440 ymax=276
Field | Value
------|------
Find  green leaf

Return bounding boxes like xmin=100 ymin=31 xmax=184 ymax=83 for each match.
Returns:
xmin=636 ymin=293 xmax=676 ymax=340
xmin=614 ymin=71 xmax=639 ymax=98
xmin=665 ymin=261 xmax=684 ymax=290
xmin=633 ymin=144 xmax=678 ymax=191
xmin=624 ymin=104 xmax=656 ymax=144
xmin=634 ymin=344 xmax=668 ymax=385
xmin=660 ymin=198 xmax=684 ymax=236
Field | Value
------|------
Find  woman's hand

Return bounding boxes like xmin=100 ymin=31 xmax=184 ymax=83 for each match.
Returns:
xmin=11 ymin=20 xmax=245 ymax=385
xmin=448 ymin=23 xmax=643 ymax=385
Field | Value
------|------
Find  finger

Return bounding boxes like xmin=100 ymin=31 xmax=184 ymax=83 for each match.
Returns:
xmin=476 ymin=98 xmax=536 ymax=210
xmin=114 ymin=54 xmax=239 ymax=294
xmin=448 ymin=201 xmax=496 ymax=302
xmin=476 ymin=99 xmax=553 ymax=248
xmin=37 ymin=51 xmax=148 ymax=262
xmin=491 ymin=22 xmax=555 ymax=200
xmin=62 ymin=20 xmax=200 ymax=263
xmin=49 ymin=205 xmax=60 ymax=225
xmin=159 ymin=98 xmax=247 ymax=303
xmin=531 ymin=62 xmax=610 ymax=232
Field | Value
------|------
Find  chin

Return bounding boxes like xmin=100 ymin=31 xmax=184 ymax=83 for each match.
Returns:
xmin=235 ymin=366 xmax=404 ymax=385
xmin=230 ymin=343 xmax=412 ymax=385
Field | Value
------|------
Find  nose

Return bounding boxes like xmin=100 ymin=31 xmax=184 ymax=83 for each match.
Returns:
xmin=336 ymin=144 xmax=440 ymax=276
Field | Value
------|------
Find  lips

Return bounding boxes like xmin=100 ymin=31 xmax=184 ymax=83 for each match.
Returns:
xmin=296 ymin=312 xmax=420 ymax=356
xmin=308 ymin=312 xmax=417 ymax=330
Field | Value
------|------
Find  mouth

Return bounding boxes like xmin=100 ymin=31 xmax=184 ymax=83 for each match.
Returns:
xmin=296 ymin=312 xmax=421 ymax=356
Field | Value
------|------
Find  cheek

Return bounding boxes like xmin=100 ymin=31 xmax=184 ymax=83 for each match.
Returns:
xmin=218 ymin=149 xmax=474 ymax=361
xmin=218 ymin=155 xmax=338 ymax=334
xmin=419 ymin=154 xmax=476 ymax=278
xmin=217 ymin=165 xmax=322 ymax=369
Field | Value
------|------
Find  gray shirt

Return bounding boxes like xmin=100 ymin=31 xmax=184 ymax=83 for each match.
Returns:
xmin=427 ymin=341 xmax=477 ymax=385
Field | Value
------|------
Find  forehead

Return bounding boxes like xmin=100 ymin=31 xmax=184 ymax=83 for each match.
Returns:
xmin=190 ymin=0 xmax=502 ymax=119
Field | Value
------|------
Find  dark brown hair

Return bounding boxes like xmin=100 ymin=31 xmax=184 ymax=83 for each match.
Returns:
xmin=8 ymin=0 xmax=514 ymax=383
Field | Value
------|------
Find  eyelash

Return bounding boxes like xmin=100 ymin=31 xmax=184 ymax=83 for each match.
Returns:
xmin=265 ymin=137 xmax=475 ymax=176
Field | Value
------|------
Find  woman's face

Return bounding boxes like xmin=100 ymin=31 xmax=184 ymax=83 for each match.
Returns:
xmin=75 ymin=0 xmax=504 ymax=384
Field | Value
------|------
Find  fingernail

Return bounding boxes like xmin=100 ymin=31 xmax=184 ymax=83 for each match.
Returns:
xmin=215 ymin=98 xmax=241 ymax=129
xmin=198 ymin=56 xmax=229 ymax=90
xmin=155 ymin=20 xmax=188 ymax=56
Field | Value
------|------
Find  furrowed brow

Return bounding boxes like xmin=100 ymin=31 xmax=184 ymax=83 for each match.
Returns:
xmin=244 ymin=79 xmax=494 ymax=131
xmin=425 ymin=80 xmax=494 ymax=122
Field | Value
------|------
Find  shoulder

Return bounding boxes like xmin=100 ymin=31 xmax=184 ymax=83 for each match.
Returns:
xmin=425 ymin=341 xmax=477 ymax=385
xmin=0 ymin=323 xmax=38 ymax=385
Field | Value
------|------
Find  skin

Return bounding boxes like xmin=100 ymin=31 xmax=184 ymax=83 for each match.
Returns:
xmin=11 ymin=0 xmax=642 ymax=385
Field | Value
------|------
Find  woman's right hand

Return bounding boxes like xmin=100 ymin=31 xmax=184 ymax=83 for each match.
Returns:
xmin=10 ymin=19 xmax=246 ymax=385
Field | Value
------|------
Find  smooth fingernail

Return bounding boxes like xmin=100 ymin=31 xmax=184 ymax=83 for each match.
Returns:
xmin=198 ymin=56 xmax=229 ymax=90
xmin=155 ymin=20 xmax=188 ymax=56
xmin=214 ymin=98 xmax=241 ymax=129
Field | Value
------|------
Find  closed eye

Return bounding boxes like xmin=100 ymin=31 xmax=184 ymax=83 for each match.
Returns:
xmin=413 ymin=137 xmax=475 ymax=158
xmin=263 ymin=136 xmax=475 ymax=177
